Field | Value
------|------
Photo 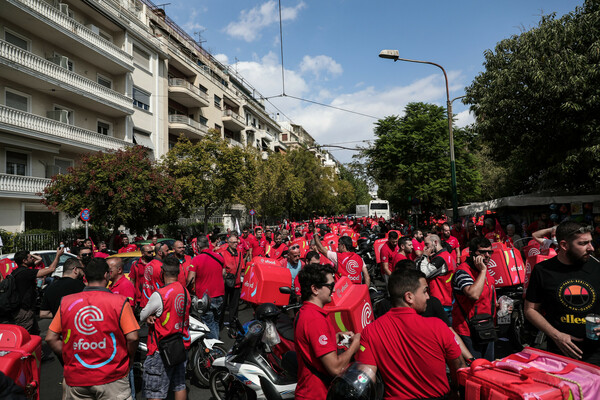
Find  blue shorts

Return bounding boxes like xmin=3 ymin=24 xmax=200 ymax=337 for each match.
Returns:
xmin=142 ymin=352 xmax=187 ymax=399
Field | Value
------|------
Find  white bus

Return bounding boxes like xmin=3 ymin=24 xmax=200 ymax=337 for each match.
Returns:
xmin=369 ymin=200 xmax=390 ymax=220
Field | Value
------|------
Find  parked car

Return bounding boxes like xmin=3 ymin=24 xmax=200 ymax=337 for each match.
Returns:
xmin=133 ymin=238 xmax=176 ymax=250
xmin=0 ymin=250 xmax=77 ymax=278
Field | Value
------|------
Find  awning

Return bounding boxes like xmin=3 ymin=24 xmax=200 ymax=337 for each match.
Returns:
xmin=133 ymin=132 xmax=154 ymax=150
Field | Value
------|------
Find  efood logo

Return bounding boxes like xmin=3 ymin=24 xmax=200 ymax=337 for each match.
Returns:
xmin=361 ymin=302 xmax=373 ymax=328
xmin=175 ymin=293 xmax=186 ymax=317
xmin=318 ymin=335 xmax=328 ymax=345
xmin=346 ymin=259 xmax=360 ymax=275
xmin=74 ymin=306 xmax=104 ymax=335
xmin=528 ymin=248 xmax=541 ymax=257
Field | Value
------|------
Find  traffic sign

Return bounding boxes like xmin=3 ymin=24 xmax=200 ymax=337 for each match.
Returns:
xmin=80 ymin=208 xmax=91 ymax=222
xmin=249 ymin=209 xmax=255 ymax=216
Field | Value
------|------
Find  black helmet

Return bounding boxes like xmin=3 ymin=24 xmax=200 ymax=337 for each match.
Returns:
xmin=327 ymin=363 xmax=383 ymax=400
xmin=255 ymin=303 xmax=280 ymax=321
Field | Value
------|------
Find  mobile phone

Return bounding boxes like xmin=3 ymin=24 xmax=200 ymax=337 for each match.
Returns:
xmin=60 ymin=244 xmax=65 ymax=248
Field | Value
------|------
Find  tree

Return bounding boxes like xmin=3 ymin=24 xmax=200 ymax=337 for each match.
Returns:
xmin=359 ymin=102 xmax=481 ymax=214
xmin=339 ymin=164 xmax=372 ymax=212
xmin=41 ymin=146 xmax=180 ymax=244
xmin=162 ymin=131 xmax=253 ymax=233
xmin=465 ymin=1 xmax=600 ymax=193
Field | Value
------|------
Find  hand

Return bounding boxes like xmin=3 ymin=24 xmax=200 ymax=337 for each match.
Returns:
xmin=146 ymin=315 xmax=157 ymax=325
xmin=552 ymin=331 xmax=583 ymax=359
xmin=349 ymin=332 xmax=361 ymax=346
xmin=56 ymin=246 xmax=65 ymax=257
xmin=336 ymin=331 xmax=355 ymax=343
xmin=474 ymin=255 xmax=487 ymax=271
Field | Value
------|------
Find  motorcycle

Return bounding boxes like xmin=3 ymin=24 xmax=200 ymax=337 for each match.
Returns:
xmin=134 ymin=292 xmax=227 ymax=388
xmin=210 ymin=299 xmax=300 ymax=400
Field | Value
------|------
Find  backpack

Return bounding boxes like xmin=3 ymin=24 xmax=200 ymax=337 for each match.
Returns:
xmin=0 ymin=268 xmax=24 ymax=317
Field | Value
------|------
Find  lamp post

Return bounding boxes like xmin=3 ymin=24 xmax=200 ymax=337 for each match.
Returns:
xmin=379 ymin=49 xmax=461 ymax=219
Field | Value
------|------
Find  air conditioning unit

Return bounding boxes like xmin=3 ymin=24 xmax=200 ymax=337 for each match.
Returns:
xmin=86 ymin=24 xmax=100 ymax=35
xmin=59 ymin=3 xmax=69 ymax=15
xmin=46 ymin=110 xmax=69 ymax=124
xmin=47 ymin=55 xmax=69 ymax=69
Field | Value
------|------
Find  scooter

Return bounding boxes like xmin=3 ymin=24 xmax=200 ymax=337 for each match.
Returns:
xmin=210 ymin=299 xmax=300 ymax=400
xmin=134 ymin=293 xmax=227 ymax=388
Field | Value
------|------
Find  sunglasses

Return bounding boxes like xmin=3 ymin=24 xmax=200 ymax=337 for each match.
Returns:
xmin=477 ymin=249 xmax=494 ymax=255
xmin=289 ymin=245 xmax=300 ymax=250
xmin=321 ymin=282 xmax=335 ymax=292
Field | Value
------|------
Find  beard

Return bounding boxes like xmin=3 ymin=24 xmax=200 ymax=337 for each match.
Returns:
xmin=565 ymin=248 xmax=590 ymax=265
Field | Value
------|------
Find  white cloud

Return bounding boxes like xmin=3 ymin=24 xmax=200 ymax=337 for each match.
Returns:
xmin=455 ymin=109 xmax=476 ymax=127
xmin=214 ymin=53 xmax=229 ymax=64
xmin=224 ymin=1 xmax=306 ymax=42
xmin=299 ymin=55 xmax=343 ymax=79
xmin=181 ymin=9 xmax=206 ymax=34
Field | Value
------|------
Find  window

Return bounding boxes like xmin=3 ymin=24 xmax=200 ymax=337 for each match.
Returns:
xmin=97 ymin=120 xmax=111 ymax=135
xmin=4 ymin=29 xmax=29 ymax=51
xmin=132 ymin=44 xmax=150 ymax=70
xmin=54 ymin=105 xmax=73 ymax=125
xmin=199 ymin=116 xmax=208 ymax=126
xmin=214 ymin=124 xmax=222 ymax=133
xmin=5 ymin=89 xmax=30 ymax=112
xmin=97 ymin=74 xmax=112 ymax=89
xmin=282 ymin=133 xmax=288 ymax=141
xmin=54 ymin=158 xmax=73 ymax=174
xmin=199 ymin=84 xmax=208 ymax=94
xmin=133 ymin=87 xmax=150 ymax=111
xmin=214 ymin=95 xmax=221 ymax=109
xmin=25 ymin=211 xmax=58 ymax=231
xmin=6 ymin=151 xmax=28 ymax=175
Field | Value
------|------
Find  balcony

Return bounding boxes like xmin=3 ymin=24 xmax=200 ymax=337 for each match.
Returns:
xmin=168 ymin=115 xmax=208 ymax=139
xmin=227 ymin=138 xmax=244 ymax=148
xmin=0 ymin=173 xmax=51 ymax=199
xmin=221 ymin=109 xmax=245 ymax=132
xmin=0 ymin=41 xmax=133 ymax=117
xmin=5 ymin=0 xmax=134 ymax=74
xmin=168 ymin=79 xmax=209 ymax=108
xmin=0 ymin=105 xmax=131 ymax=152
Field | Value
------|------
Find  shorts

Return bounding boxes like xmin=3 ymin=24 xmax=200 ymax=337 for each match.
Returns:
xmin=142 ymin=352 xmax=187 ymax=399
xmin=63 ymin=375 xmax=131 ymax=400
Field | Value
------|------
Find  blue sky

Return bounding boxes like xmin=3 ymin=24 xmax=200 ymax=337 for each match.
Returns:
xmin=164 ymin=0 xmax=582 ymax=163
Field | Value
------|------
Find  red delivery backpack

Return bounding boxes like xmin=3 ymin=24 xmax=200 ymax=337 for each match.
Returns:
xmin=323 ymin=233 xmax=338 ymax=252
xmin=496 ymin=347 xmax=600 ymax=400
xmin=487 ymin=242 xmax=526 ymax=287
xmin=290 ymin=237 xmax=309 ymax=258
xmin=324 ymin=277 xmax=373 ymax=334
xmin=459 ymin=358 xmax=572 ymax=400
xmin=240 ymin=257 xmax=291 ymax=306
xmin=523 ymin=249 xmax=557 ymax=296
xmin=0 ymin=324 xmax=41 ymax=400
xmin=0 ymin=259 xmax=18 ymax=279
xmin=373 ymin=238 xmax=387 ymax=264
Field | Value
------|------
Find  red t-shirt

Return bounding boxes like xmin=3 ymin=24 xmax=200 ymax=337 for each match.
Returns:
xmin=251 ymin=237 xmax=267 ymax=258
xmin=269 ymin=243 xmax=288 ymax=260
xmin=356 ymin=307 xmax=461 ymax=399
xmin=109 ymin=275 xmax=135 ymax=307
xmin=176 ymin=255 xmax=193 ymax=288
xmin=118 ymin=244 xmax=138 ymax=253
xmin=191 ymin=250 xmax=225 ymax=298
xmin=295 ymin=302 xmax=338 ymax=400
xmin=380 ymin=242 xmax=399 ymax=273
xmin=390 ymin=253 xmax=408 ymax=272
xmin=411 ymin=239 xmax=424 ymax=261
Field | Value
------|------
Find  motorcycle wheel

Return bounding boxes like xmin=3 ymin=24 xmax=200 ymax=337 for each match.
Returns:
xmin=192 ymin=342 xmax=228 ymax=387
xmin=210 ymin=368 xmax=233 ymax=400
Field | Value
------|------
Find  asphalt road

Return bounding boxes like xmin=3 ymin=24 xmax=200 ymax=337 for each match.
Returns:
xmin=39 ymin=303 xmax=255 ymax=400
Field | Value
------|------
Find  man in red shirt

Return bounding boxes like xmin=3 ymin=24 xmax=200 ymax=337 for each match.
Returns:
xmin=251 ymin=227 xmax=267 ymax=258
xmin=411 ymin=229 xmax=424 ymax=260
xmin=188 ymin=237 xmax=225 ymax=339
xmin=356 ymin=268 xmax=462 ymax=400
xmin=314 ymin=234 xmax=370 ymax=286
xmin=442 ymin=223 xmax=461 ymax=263
xmin=107 ymin=257 xmax=135 ymax=307
xmin=239 ymin=226 xmax=255 ymax=260
xmin=173 ymin=240 xmax=193 ymax=289
xmin=380 ymin=231 xmax=399 ymax=280
xmin=419 ymin=234 xmax=456 ymax=320
xmin=118 ymin=236 xmax=137 ymax=253
xmin=129 ymin=244 xmax=154 ymax=307
xmin=141 ymin=243 xmax=169 ymax=308
xmin=295 ymin=264 xmax=361 ymax=400
xmin=220 ymin=234 xmax=244 ymax=327
xmin=268 ymin=232 xmax=288 ymax=260
xmin=390 ymin=237 xmax=413 ymax=274
xmin=450 ymin=220 xmax=467 ymax=250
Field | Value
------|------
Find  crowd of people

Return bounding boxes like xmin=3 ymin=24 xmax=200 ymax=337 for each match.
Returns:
xmin=0 ymin=213 xmax=599 ymax=400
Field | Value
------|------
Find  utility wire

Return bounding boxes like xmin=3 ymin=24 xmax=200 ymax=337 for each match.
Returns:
xmin=282 ymin=94 xmax=379 ymax=119
xmin=278 ymin=0 xmax=286 ymax=95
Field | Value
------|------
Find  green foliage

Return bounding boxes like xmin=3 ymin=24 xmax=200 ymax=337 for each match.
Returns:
xmin=41 ymin=146 xmax=180 ymax=235
xmin=465 ymin=0 xmax=600 ymax=193
xmin=359 ymin=102 xmax=481 ymax=213
xmin=163 ymin=131 xmax=253 ymax=233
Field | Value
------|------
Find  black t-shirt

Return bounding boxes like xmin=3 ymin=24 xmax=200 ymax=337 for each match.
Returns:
xmin=526 ymin=255 xmax=600 ymax=363
xmin=13 ymin=267 xmax=38 ymax=311
xmin=41 ymin=277 xmax=85 ymax=315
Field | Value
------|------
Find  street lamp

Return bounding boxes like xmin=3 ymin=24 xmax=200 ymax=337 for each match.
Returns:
xmin=379 ymin=49 xmax=460 ymax=219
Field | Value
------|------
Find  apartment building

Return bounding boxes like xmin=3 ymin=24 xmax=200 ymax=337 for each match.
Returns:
xmin=279 ymin=120 xmax=340 ymax=172
xmin=0 ymin=0 xmax=167 ymax=232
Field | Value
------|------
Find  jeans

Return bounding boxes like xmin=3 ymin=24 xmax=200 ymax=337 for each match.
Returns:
xmin=460 ymin=334 xmax=495 ymax=361
xmin=128 ymin=367 xmax=135 ymax=399
xmin=202 ymin=296 xmax=223 ymax=339
xmin=223 ymin=286 xmax=241 ymax=326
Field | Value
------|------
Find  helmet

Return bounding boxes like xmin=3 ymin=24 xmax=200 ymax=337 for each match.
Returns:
xmin=255 ymin=303 xmax=280 ymax=321
xmin=327 ymin=363 xmax=383 ymax=400
xmin=191 ymin=292 xmax=211 ymax=314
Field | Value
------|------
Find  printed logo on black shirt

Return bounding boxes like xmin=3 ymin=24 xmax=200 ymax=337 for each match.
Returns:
xmin=558 ymin=279 xmax=596 ymax=312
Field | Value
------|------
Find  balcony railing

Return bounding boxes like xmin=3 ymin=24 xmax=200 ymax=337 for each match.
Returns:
xmin=227 ymin=138 xmax=244 ymax=147
xmin=9 ymin=0 xmax=133 ymax=68
xmin=168 ymin=78 xmax=208 ymax=101
xmin=0 ymin=105 xmax=131 ymax=151
xmin=222 ymin=109 xmax=244 ymax=124
xmin=0 ymin=173 xmax=50 ymax=196
xmin=168 ymin=115 xmax=208 ymax=134
xmin=0 ymin=41 xmax=133 ymax=114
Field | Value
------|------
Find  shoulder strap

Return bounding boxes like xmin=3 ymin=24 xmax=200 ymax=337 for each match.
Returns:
xmin=201 ymin=251 xmax=224 ymax=267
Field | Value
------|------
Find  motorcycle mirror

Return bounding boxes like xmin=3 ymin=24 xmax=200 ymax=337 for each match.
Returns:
xmin=279 ymin=286 xmax=292 ymax=294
